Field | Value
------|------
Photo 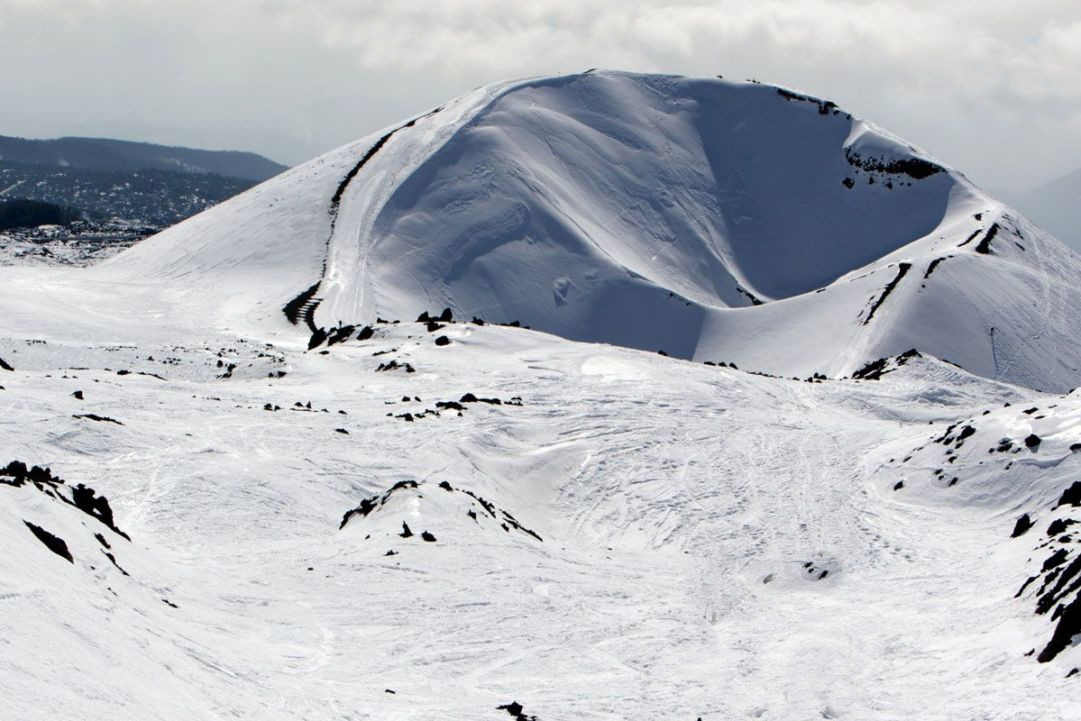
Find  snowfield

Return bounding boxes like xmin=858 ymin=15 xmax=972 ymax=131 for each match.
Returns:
xmin=2 ymin=71 xmax=1081 ymax=720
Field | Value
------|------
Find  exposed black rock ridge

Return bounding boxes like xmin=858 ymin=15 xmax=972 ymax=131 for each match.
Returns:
xmin=338 ymin=479 xmax=542 ymax=542
xmin=339 ymin=480 xmax=420 ymax=529
xmin=851 ymin=349 xmax=921 ymax=380
xmin=958 ymin=228 xmax=982 ymax=247
xmin=307 ymin=327 xmax=328 ymax=350
xmin=776 ymin=87 xmax=840 ymax=116
xmin=974 ymin=223 xmax=1000 ymax=255
xmin=1056 ymin=482 xmax=1081 ymax=508
xmin=1 ymin=460 xmax=130 ymax=541
xmin=863 ymin=263 xmax=912 ymax=325
xmin=72 ymin=413 xmax=123 ymax=425
xmin=23 ymin=521 xmax=73 ymax=563
xmin=736 ymin=285 xmax=764 ymax=306
xmin=844 ymin=148 xmax=944 ymax=180
xmin=1038 ymin=596 xmax=1081 ymax=663
xmin=376 ymin=359 xmax=415 ymax=373
xmin=923 ymin=256 xmax=950 ymax=279
xmin=417 ymin=308 xmax=454 ymax=324
xmin=1014 ymin=475 xmax=1081 ymax=663
xmin=496 ymin=701 xmax=538 ymax=721
xmin=1011 ymin=514 xmax=1034 ymax=538
xmin=283 ymin=282 xmax=322 ymax=331
xmin=71 ymin=483 xmax=130 ymax=540
xmin=327 ymin=324 xmax=356 ymax=346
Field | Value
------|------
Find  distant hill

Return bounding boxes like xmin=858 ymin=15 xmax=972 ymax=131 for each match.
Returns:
xmin=1008 ymin=169 xmax=1081 ymax=252
xmin=0 ymin=135 xmax=288 ymax=231
xmin=0 ymin=162 xmax=263 ymax=229
xmin=0 ymin=135 xmax=286 ymax=182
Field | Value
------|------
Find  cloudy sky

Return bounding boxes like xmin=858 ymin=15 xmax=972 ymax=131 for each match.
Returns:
xmin=2 ymin=0 xmax=1079 ymax=193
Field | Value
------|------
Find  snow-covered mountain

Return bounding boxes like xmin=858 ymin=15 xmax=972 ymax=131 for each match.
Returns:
xmin=98 ymin=70 xmax=1081 ymax=391
xmin=3 ymin=71 xmax=1081 ymax=720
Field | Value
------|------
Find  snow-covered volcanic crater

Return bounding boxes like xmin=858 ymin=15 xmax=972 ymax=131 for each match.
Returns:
xmin=98 ymin=70 xmax=1081 ymax=391
xmin=3 ymin=71 xmax=1081 ymax=719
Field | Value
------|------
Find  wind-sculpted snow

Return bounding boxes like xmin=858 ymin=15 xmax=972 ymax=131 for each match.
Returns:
xmin=88 ymin=70 xmax=1081 ymax=390
xmin=5 ymin=71 xmax=1081 ymax=719
xmin=1 ymin=309 xmax=1081 ymax=719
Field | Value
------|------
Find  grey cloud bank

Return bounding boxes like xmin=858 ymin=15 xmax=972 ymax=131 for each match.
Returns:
xmin=1 ymin=0 xmax=1079 ymax=193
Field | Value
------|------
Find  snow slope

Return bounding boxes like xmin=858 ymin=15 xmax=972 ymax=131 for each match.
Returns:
xmin=2 ymin=71 xmax=1081 ymax=720
xmin=97 ymin=71 xmax=1081 ymax=390
xmin=2 ymin=320 xmax=1081 ymax=720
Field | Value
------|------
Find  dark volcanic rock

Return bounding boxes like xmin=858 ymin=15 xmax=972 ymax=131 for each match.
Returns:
xmin=497 ymin=701 xmax=537 ymax=721
xmin=71 ymin=483 xmax=130 ymax=540
xmin=307 ymin=327 xmax=328 ymax=350
xmin=327 ymin=325 xmax=356 ymax=346
xmin=24 ymin=521 xmax=73 ymax=563
xmin=73 ymin=413 xmax=123 ymax=425
xmin=1011 ymin=514 xmax=1034 ymax=538
xmin=1056 ymin=482 xmax=1081 ymax=508
xmin=1048 ymin=519 xmax=1076 ymax=536
xmin=1038 ymin=595 xmax=1081 ymax=663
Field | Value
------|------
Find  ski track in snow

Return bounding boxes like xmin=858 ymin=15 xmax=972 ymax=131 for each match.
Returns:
xmin=1 ymin=316 xmax=1078 ymax=719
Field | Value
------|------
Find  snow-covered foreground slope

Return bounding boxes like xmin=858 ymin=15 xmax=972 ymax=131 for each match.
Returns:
xmin=96 ymin=71 xmax=1081 ymax=390
xmin=1 ymin=318 xmax=1081 ymax=720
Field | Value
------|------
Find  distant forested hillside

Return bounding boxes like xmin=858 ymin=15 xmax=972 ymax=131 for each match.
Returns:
xmin=0 ymin=197 xmax=81 ymax=230
xmin=0 ymin=161 xmax=259 ymax=228
xmin=0 ymin=135 xmax=286 ymax=181
xmin=0 ymin=134 xmax=287 ymax=231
